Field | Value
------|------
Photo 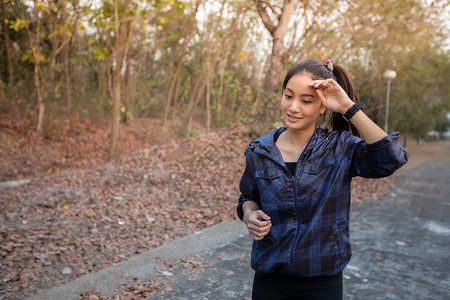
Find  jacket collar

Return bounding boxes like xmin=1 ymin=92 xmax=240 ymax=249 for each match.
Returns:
xmin=250 ymin=126 xmax=326 ymax=165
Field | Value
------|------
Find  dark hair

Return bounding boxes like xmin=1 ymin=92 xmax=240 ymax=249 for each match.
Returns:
xmin=282 ymin=60 xmax=359 ymax=135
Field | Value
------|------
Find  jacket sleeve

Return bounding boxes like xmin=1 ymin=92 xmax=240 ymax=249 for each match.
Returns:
xmin=237 ymin=148 xmax=261 ymax=221
xmin=350 ymin=132 xmax=409 ymax=178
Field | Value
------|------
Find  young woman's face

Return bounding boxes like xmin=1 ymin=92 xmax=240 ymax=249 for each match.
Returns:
xmin=281 ymin=73 xmax=326 ymax=131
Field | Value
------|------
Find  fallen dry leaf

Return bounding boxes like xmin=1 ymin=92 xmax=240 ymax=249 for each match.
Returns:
xmin=0 ymin=116 xmax=420 ymax=298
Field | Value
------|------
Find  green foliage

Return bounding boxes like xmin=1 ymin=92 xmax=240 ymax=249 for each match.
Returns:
xmin=8 ymin=18 xmax=29 ymax=31
xmin=0 ymin=0 xmax=448 ymax=140
xmin=90 ymin=43 xmax=110 ymax=61
xmin=187 ymin=128 xmax=204 ymax=137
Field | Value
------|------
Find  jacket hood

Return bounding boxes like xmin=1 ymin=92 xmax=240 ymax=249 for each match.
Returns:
xmin=249 ymin=127 xmax=287 ymax=153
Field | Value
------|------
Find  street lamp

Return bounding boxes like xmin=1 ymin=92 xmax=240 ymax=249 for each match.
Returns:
xmin=383 ymin=69 xmax=397 ymax=133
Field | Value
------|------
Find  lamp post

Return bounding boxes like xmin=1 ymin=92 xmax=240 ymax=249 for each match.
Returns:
xmin=383 ymin=69 xmax=397 ymax=133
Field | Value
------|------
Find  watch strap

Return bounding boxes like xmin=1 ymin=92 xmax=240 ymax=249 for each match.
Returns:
xmin=343 ymin=101 xmax=363 ymax=121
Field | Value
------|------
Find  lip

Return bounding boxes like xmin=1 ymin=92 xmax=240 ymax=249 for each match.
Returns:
xmin=286 ymin=113 xmax=302 ymax=123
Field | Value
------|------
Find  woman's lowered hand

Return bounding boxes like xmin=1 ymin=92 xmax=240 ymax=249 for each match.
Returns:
xmin=244 ymin=209 xmax=272 ymax=241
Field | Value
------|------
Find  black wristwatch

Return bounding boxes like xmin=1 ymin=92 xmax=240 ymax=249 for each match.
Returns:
xmin=342 ymin=101 xmax=363 ymax=121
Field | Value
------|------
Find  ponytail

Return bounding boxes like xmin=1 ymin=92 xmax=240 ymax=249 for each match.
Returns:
xmin=328 ymin=64 xmax=360 ymax=136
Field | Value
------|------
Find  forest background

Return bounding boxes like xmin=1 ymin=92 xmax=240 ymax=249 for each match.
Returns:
xmin=1 ymin=1 xmax=450 ymax=297
xmin=0 ymin=0 xmax=449 ymax=164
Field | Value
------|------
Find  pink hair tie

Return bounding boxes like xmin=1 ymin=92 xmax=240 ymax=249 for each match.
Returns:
xmin=325 ymin=59 xmax=333 ymax=72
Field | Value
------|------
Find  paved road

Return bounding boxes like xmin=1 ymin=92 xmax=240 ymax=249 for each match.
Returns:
xmin=151 ymin=161 xmax=450 ymax=299
xmin=31 ymin=160 xmax=450 ymax=300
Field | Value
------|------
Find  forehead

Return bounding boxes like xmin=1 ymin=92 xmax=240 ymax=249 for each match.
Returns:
xmin=285 ymin=73 xmax=315 ymax=92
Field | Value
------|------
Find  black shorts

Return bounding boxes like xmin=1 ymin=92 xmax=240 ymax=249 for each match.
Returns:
xmin=252 ymin=271 xmax=343 ymax=300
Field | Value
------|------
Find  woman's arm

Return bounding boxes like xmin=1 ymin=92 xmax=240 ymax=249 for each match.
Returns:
xmin=310 ymin=78 xmax=408 ymax=178
xmin=238 ymin=151 xmax=272 ymax=240
xmin=310 ymin=79 xmax=387 ymax=144
xmin=341 ymin=104 xmax=387 ymax=144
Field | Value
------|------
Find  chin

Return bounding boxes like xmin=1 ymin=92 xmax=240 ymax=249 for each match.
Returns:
xmin=285 ymin=120 xmax=313 ymax=131
xmin=285 ymin=122 xmax=302 ymax=130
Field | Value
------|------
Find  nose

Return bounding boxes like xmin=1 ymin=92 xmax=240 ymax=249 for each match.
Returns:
xmin=289 ymin=99 xmax=300 ymax=113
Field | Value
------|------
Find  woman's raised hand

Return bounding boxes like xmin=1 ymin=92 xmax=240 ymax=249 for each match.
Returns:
xmin=243 ymin=209 xmax=271 ymax=241
xmin=308 ymin=79 xmax=354 ymax=114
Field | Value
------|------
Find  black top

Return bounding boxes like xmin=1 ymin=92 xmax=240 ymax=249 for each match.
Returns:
xmin=285 ymin=162 xmax=297 ymax=177
xmin=274 ymin=129 xmax=297 ymax=177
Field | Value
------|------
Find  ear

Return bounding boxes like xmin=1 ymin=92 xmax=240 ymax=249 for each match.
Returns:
xmin=319 ymin=105 xmax=327 ymax=115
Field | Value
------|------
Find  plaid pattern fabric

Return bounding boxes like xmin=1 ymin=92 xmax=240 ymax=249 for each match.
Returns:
xmin=237 ymin=126 xmax=408 ymax=276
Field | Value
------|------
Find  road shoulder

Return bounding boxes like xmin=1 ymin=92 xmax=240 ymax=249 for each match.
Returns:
xmin=27 ymin=221 xmax=248 ymax=300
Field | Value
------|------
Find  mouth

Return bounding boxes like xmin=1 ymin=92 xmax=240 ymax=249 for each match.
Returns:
xmin=286 ymin=113 xmax=302 ymax=122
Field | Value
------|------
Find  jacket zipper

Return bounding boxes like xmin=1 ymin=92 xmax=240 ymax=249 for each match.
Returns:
xmin=289 ymin=175 xmax=299 ymax=273
xmin=288 ymin=149 xmax=313 ymax=273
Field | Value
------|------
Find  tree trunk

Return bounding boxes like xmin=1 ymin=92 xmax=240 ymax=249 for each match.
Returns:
xmin=230 ymin=93 xmax=238 ymax=114
xmin=266 ymin=34 xmax=285 ymax=93
xmin=171 ymin=67 xmax=183 ymax=120
xmin=256 ymin=0 xmax=296 ymax=94
xmin=218 ymin=85 xmax=227 ymax=124
xmin=178 ymin=72 xmax=205 ymax=137
xmin=178 ymin=2 xmax=239 ymax=137
xmin=123 ymin=53 xmax=131 ymax=123
xmin=61 ymin=0 xmax=74 ymax=114
xmin=98 ymin=62 xmax=106 ymax=104
xmin=48 ymin=3 xmax=58 ymax=83
xmin=64 ymin=36 xmax=71 ymax=113
xmin=31 ymin=2 xmax=45 ymax=136
xmin=1 ymin=0 xmax=13 ymax=84
xmin=35 ymin=60 xmax=45 ymax=136
xmin=216 ymin=56 xmax=228 ymax=125
xmin=235 ymin=91 xmax=247 ymax=120
xmin=163 ymin=0 xmax=201 ymax=126
xmin=108 ymin=0 xmax=131 ymax=160
xmin=122 ymin=20 xmax=134 ymax=123
xmin=206 ymin=75 xmax=211 ymax=132
xmin=107 ymin=58 xmax=113 ymax=101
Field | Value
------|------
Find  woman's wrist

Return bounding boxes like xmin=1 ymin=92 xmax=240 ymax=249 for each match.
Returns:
xmin=242 ymin=201 xmax=259 ymax=224
xmin=340 ymin=100 xmax=355 ymax=115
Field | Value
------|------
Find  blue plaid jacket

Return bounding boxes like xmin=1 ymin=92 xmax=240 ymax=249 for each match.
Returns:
xmin=237 ymin=126 xmax=408 ymax=276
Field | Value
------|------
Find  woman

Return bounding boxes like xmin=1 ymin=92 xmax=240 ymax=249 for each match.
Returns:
xmin=237 ymin=60 xmax=408 ymax=299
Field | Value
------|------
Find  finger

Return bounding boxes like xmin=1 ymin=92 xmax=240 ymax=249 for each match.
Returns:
xmin=248 ymin=222 xmax=271 ymax=233
xmin=315 ymin=88 xmax=326 ymax=103
xmin=254 ymin=210 xmax=271 ymax=222
xmin=247 ymin=219 xmax=271 ymax=229
xmin=249 ymin=218 xmax=271 ymax=228
xmin=308 ymin=80 xmax=324 ymax=86
xmin=322 ymin=79 xmax=333 ymax=88
xmin=253 ymin=235 xmax=265 ymax=241
xmin=308 ymin=80 xmax=326 ymax=89
xmin=250 ymin=230 xmax=270 ymax=240
xmin=249 ymin=227 xmax=270 ymax=236
xmin=328 ymin=78 xmax=339 ymax=86
xmin=309 ymin=79 xmax=337 ymax=89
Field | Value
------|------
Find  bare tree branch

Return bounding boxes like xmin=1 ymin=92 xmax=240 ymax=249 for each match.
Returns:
xmin=256 ymin=0 xmax=276 ymax=34
xmin=275 ymin=0 xmax=296 ymax=36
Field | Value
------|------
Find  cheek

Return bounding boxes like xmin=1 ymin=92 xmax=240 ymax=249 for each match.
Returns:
xmin=280 ymin=99 xmax=290 ymax=111
xmin=304 ymin=104 xmax=323 ymax=116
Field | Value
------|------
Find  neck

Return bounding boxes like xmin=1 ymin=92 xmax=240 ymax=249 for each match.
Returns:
xmin=284 ymin=126 xmax=316 ymax=147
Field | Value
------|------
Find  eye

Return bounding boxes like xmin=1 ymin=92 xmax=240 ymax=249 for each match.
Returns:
xmin=284 ymin=94 xmax=293 ymax=99
xmin=302 ymin=100 xmax=312 ymax=104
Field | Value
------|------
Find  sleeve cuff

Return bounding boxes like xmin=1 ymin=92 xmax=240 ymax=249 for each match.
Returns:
xmin=237 ymin=197 xmax=255 ymax=221
xmin=366 ymin=131 xmax=400 ymax=150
